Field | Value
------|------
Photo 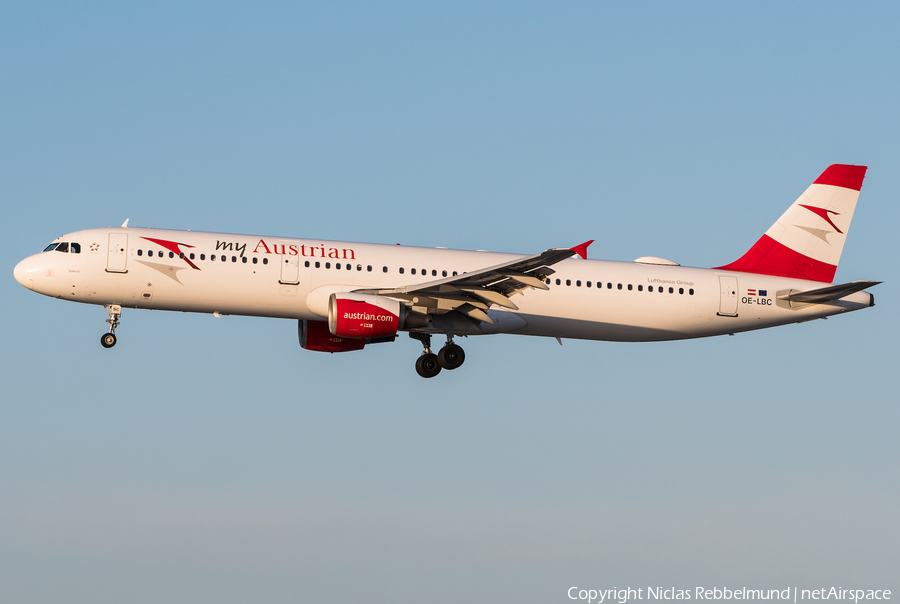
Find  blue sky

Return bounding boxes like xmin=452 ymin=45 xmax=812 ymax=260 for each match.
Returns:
xmin=1 ymin=2 xmax=898 ymax=603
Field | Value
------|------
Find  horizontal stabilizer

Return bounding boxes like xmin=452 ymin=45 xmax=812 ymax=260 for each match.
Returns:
xmin=785 ymin=280 xmax=881 ymax=304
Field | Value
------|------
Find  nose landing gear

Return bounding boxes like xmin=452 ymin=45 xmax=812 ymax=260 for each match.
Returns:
xmin=101 ymin=305 xmax=121 ymax=348
xmin=410 ymin=333 xmax=466 ymax=378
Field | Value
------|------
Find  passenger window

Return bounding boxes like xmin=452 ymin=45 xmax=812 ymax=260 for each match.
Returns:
xmin=137 ymin=249 xmax=143 ymax=256
xmin=200 ymin=254 xmax=206 ymax=261
xmin=211 ymin=254 xmax=216 ymax=261
xmin=367 ymin=265 xmax=372 ymax=272
xmin=669 ymin=287 xmax=674 ymax=293
xmin=304 ymin=260 xmax=308 ymax=267
xmin=169 ymin=252 xmax=175 ymax=258
xmin=357 ymin=264 xmax=362 ymax=271
xmin=659 ymin=287 xmax=664 ymax=294
xmin=627 ymin=284 xmax=632 ymax=291
xmin=453 ymin=271 xmax=458 ymax=276
xmin=648 ymin=286 xmax=653 ymax=292
xmin=325 ymin=262 xmax=331 ymax=269
xmin=556 ymin=279 xmax=561 ymax=285
xmin=607 ymin=282 xmax=612 ymax=289
xmin=220 ymin=255 xmax=225 ymax=262
xmin=566 ymin=279 xmax=571 ymax=286
xmin=617 ymin=283 xmax=622 ymax=290
xmin=679 ymin=287 xmax=683 ymax=294
xmin=546 ymin=279 xmax=551 ymax=285
xmin=263 ymin=258 xmax=268 ymax=265
xmin=576 ymin=280 xmax=581 ymax=287
xmin=179 ymin=252 xmax=184 ymax=259
xmin=190 ymin=253 xmax=195 ymax=260
xmin=315 ymin=261 xmax=320 ymax=268
xmin=411 ymin=268 xmax=416 ymax=275
xmin=638 ymin=285 xmax=643 ymax=291
xmin=43 ymin=243 xmax=58 ymax=252
xmin=586 ymin=281 xmax=591 ymax=287
xmin=689 ymin=289 xmax=694 ymax=295
xmin=400 ymin=268 xmax=404 ymax=274
xmin=71 ymin=243 xmax=81 ymax=253
xmin=56 ymin=242 xmax=69 ymax=253
xmin=442 ymin=270 xmax=447 ymax=277
xmin=382 ymin=266 xmax=387 ymax=273
xmin=157 ymin=251 xmax=162 ymax=258
xmin=242 ymin=257 xmax=247 ymax=263
xmin=432 ymin=270 xmax=437 ymax=276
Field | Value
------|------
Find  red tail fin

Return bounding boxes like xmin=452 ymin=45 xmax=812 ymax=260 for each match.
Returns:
xmin=714 ymin=164 xmax=866 ymax=283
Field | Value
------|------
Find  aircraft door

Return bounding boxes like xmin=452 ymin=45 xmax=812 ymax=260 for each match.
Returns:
xmin=717 ymin=275 xmax=738 ymax=317
xmin=107 ymin=233 xmax=128 ymax=273
xmin=279 ymin=242 xmax=300 ymax=285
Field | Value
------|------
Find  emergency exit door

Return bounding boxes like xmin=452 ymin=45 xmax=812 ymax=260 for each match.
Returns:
xmin=717 ymin=275 xmax=738 ymax=317
xmin=279 ymin=242 xmax=300 ymax=285
xmin=107 ymin=233 xmax=128 ymax=273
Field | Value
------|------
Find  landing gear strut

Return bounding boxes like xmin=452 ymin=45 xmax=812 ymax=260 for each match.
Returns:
xmin=410 ymin=332 xmax=441 ymax=378
xmin=410 ymin=333 xmax=466 ymax=377
xmin=101 ymin=304 xmax=121 ymax=349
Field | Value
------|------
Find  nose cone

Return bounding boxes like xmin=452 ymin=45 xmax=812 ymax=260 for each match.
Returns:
xmin=14 ymin=256 xmax=37 ymax=290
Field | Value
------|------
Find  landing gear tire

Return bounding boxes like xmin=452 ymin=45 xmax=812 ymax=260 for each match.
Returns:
xmin=415 ymin=353 xmax=442 ymax=378
xmin=100 ymin=333 xmax=117 ymax=348
xmin=438 ymin=343 xmax=465 ymax=370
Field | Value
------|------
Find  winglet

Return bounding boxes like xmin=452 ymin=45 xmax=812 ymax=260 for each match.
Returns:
xmin=121 ymin=219 xmax=130 ymax=228
xmin=570 ymin=240 xmax=594 ymax=260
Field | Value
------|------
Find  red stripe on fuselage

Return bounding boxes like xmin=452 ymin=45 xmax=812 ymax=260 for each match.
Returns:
xmin=713 ymin=234 xmax=836 ymax=283
xmin=813 ymin=164 xmax=867 ymax=191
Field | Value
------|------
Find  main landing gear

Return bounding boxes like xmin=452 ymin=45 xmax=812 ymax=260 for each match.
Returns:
xmin=410 ymin=333 xmax=466 ymax=378
xmin=101 ymin=304 xmax=121 ymax=349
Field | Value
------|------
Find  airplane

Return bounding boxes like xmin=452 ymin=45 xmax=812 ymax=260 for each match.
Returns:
xmin=13 ymin=164 xmax=880 ymax=378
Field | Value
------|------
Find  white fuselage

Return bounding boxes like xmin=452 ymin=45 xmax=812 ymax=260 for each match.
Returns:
xmin=14 ymin=227 xmax=874 ymax=342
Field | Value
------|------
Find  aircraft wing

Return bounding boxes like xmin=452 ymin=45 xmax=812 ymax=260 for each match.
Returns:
xmin=355 ymin=244 xmax=589 ymax=324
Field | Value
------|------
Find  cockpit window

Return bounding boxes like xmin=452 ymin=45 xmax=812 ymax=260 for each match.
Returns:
xmin=43 ymin=243 xmax=58 ymax=252
xmin=70 ymin=242 xmax=81 ymax=253
xmin=55 ymin=242 xmax=69 ymax=253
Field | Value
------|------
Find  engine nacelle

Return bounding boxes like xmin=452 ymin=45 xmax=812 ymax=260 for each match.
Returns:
xmin=299 ymin=319 xmax=365 ymax=353
xmin=328 ymin=293 xmax=404 ymax=339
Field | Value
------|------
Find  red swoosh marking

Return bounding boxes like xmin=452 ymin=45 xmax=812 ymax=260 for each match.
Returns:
xmin=798 ymin=205 xmax=843 ymax=234
xmin=140 ymin=237 xmax=200 ymax=270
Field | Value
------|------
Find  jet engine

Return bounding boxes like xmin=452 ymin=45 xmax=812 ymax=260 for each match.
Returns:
xmin=328 ymin=292 xmax=409 ymax=339
xmin=299 ymin=319 xmax=366 ymax=353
